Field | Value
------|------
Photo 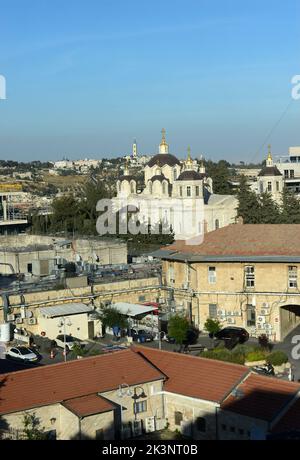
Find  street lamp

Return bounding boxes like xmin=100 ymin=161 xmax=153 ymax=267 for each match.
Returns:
xmin=118 ymin=383 xmax=133 ymax=440
xmin=57 ymin=316 xmax=72 ymax=362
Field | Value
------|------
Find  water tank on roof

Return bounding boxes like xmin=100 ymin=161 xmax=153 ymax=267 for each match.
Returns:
xmin=0 ymin=322 xmax=11 ymax=343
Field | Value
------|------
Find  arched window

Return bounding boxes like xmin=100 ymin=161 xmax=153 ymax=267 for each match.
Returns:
xmin=215 ymin=219 xmax=220 ymax=230
xmin=162 ymin=182 xmax=167 ymax=194
xmin=130 ymin=181 xmax=135 ymax=194
xmin=174 ymin=411 xmax=183 ymax=426
xmin=187 ymin=186 xmax=191 ymax=197
xmin=173 ymin=168 xmax=177 ymax=180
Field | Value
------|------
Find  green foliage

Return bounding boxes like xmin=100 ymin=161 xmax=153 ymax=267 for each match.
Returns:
xmin=266 ymin=351 xmax=288 ymax=366
xmin=280 ymin=187 xmax=300 ymax=223
xmin=204 ymin=318 xmax=222 ymax=335
xmin=258 ymin=334 xmax=271 ymax=350
xmin=167 ymin=314 xmax=190 ymax=345
xmin=23 ymin=413 xmax=47 ymax=440
xmin=200 ymin=348 xmax=245 ymax=365
xmin=99 ymin=306 xmax=129 ymax=330
xmin=236 ymin=175 xmax=261 ymax=223
xmin=204 ymin=160 xmax=232 ymax=194
xmin=257 ymin=192 xmax=280 ymax=223
xmin=245 ymin=350 xmax=268 ymax=362
xmin=237 ymin=181 xmax=300 ymax=225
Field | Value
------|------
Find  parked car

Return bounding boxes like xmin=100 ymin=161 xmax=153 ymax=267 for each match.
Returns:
xmin=128 ymin=328 xmax=154 ymax=342
xmin=210 ymin=327 xmax=249 ymax=347
xmin=6 ymin=346 xmax=40 ymax=363
xmin=165 ymin=327 xmax=200 ymax=345
xmin=51 ymin=335 xmax=84 ymax=351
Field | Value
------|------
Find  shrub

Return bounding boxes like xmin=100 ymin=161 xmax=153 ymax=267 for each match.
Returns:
xmin=204 ymin=318 xmax=222 ymax=337
xmin=245 ymin=350 xmax=268 ymax=362
xmin=258 ymin=334 xmax=271 ymax=350
xmin=267 ymin=351 xmax=288 ymax=366
xmin=200 ymin=348 xmax=245 ymax=365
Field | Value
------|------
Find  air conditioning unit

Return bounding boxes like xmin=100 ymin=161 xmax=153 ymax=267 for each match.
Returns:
xmin=227 ymin=317 xmax=236 ymax=324
xmin=27 ymin=318 xmax=37 ymax=325
xmin=7 ymin=314 xmax=15 ymax=321
xmin=182 ymin=283 xmax=189 ymax=290
xmin=145 ymin=416 xmax=156 ymax=433
xmin=257 ymin=324 xmax=263 ymax=330
xmin=257 ymin=316 xmax=266 ymax=324
xmin=15 ymin=317 xmax=23 ymax=324
xmin=262 ymin=302 xmax=269 ymax=309
xmin=218 ymin=309 xmax=226 ymax=317
xmin=132 ymin=420 xmax=142 ymax=437
xmin=261 ymin=309 xmax=269 ymax=316
xmin=25 ymin=310 xmax=33 ymax=319
xmin=158 ymin=298 xmax=165 ymax=304
xmin=264 ymin=323 xmax=273 ymax=330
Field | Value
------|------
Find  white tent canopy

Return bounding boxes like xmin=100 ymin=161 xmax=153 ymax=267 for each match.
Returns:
xmin=111 ymin=302 xmax=158 ymax=318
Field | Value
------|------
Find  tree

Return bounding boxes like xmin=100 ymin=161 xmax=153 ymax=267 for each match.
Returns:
xmin=280 ymin=187 xmax=300 ymax=223
xmin=167 ymin=315 xmax=190 ymax=349
xmin=257 ymin=192 xmax=280 ymax=223
xmin=236 ymin=175 xmax=261 ymax=223
xmin=205 ymin=160 xmax=232 ymax=195
xmin=22 ymin=413 xmax=47 ymax=440
xmin=204 ymin=318 xmax=222 ymax=337
xmin=50 ymin=194 xmax=82 ymax=234
xmin=98 ymin=307 xmax=129 ymax=333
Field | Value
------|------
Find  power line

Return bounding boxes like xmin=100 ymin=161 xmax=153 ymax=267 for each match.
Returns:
xmin=249 ymin=99 xmax=294 ymax=164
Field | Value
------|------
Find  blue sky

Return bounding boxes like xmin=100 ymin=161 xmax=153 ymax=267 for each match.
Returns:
xmin=0 ymin=0 xmax=299 ymax=162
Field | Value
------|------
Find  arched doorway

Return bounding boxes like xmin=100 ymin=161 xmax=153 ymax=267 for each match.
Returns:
xmin=280 ymin=304 xmax=300 ymax=340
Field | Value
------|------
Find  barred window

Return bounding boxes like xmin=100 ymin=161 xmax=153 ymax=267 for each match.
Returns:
xmin=288 ymin=266 xmax=298 ymax=288
xmin=245 ymin=266 xmax=255 ymax=288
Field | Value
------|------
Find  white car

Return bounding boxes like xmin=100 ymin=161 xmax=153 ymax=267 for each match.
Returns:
xmin=6 ymin=346 xmax=39 ymax=362
xmin=52 ymin=335 xmax=84 ymax=351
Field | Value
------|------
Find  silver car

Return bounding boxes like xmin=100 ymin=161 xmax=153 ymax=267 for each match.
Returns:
xmin=6 ymin=346 xmax=39 ymax=362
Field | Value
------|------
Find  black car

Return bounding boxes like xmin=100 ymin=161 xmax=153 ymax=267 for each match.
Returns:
xmin=210 ymin=327 xmax=249 ymax=347
xmin=128 ymin=329 xmax=154 ymax=343
xmin=166 ymin=327 xmax=199 ymax=346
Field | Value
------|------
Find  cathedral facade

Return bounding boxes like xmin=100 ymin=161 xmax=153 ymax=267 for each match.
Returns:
xmin=115 ymin=130 xmax=238 ymax=240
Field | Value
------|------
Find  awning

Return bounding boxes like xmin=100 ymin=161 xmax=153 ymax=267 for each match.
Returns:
xmin=112 ymin=302 xmax=158 ymax=317
xmin=39 ymin=302 xmax=93 ymax=318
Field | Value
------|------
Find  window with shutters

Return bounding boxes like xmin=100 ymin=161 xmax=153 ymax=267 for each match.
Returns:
xmin=169 ymin=262 xmax=175 ymax=284
xmin=247 ymin=305 xmax=256 ymax=326
xmin=209 ymin=304 xmax=217 ymax=319
xmin=208 ymin=267 xmax=216 ymax=284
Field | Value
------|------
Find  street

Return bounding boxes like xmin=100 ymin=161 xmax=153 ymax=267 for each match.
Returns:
xmin=2 ymin=329 xmax=300 ymax=382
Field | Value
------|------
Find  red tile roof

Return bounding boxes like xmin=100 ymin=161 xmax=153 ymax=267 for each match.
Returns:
xmin=163 ymin=224 xmax=300 ymax=257
xmin=0 ymin=349 xmax=164 ymax=415
xmin=272 ymin=397 xmax=300 ymax=433
xmin=62 ymin=394 xmax=115 ymax=417
xmin=221 ymin=373 xmax=300 ymax=421
xmin=133 ymin=346 xmax=249 ymax=403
